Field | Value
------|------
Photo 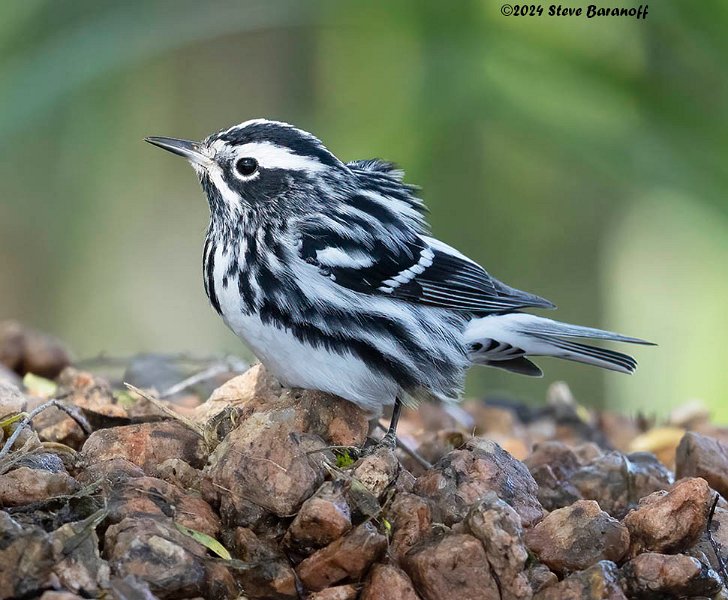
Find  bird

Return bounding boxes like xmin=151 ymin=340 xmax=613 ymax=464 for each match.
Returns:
xmin=145 ymin=119 xmax=652 ymax=445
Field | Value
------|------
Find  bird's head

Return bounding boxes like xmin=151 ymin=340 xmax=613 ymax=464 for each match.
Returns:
xmin=146 ymin=119 xmax=349 ymax=227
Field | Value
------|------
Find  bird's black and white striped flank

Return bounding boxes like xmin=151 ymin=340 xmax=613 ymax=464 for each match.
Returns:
xmin=146 ymin=119 xmax=652 ymax=414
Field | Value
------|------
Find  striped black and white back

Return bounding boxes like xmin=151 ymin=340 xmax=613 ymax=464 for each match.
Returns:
xmin=147 ymin=119 xmax=653 ymax=415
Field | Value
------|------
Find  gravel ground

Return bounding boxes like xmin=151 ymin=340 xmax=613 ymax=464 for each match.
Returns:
xmin=1 ymin=321 xmax=727 ymax=600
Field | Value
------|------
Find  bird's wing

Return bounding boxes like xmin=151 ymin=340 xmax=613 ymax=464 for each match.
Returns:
xmin=296 ymin=215 xmax=554 ymax=314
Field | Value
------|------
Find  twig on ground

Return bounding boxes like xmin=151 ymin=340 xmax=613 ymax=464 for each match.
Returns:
xmin=160 ymin=363 xmax=230 ymax=398
xmin=0 ymin=395 xmax=85 ymax=461
xmin=123 ymin=383 xmax=204 ymax=437
xmin=77 ymin=352 xmax=248 ymax=371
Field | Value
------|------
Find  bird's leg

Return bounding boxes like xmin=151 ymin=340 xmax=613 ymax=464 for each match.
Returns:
xmin=380 ymin=397 xmax=402 ymax=449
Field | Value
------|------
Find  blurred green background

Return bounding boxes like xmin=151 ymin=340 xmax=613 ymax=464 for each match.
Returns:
xmin=1 ymin=0 xmax=726 ymax=417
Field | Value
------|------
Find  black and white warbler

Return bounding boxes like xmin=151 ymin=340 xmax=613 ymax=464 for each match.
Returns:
xmin=146 ymin=119 xmax=651 ymax=443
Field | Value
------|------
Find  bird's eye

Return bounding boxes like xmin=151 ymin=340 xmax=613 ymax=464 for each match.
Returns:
xmin=235 ymin=157 xmax=258 ymax=177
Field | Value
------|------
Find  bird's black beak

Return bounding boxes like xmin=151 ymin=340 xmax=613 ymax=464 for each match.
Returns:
xmin=145 ymin=136 xmax=210 ymax=167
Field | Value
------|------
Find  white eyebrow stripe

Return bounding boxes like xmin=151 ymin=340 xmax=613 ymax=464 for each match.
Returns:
xmin=214 ymin=140 xmax=326 ymax=173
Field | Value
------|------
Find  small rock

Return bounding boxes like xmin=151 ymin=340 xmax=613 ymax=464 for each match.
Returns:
xmin=598 ymin=411 xmax=643 ymax=452
xmin=525 ymin=564 xmax=558 ymax=595
xmin=0 ymin=322 xmax=24 ymax=374
xmin=533 ymin=560 xmax=626 ymax=600
xmin=194 ymin=364 xmax=368 ymax=446
xmin=284 ymin=481 xmax=352 ymax=553
xmin=525 ymin=441 xmax=581 ymax=476
xmin=296 ymin=522 xmax=387 ymax=591
xmin=351 ymin=446 xmax=399 ymax=498
xmin=572 ymin=442 xmax=604 ymax=463
xmin=153 ymin=458 xmax=203 ymax=491
xmin=525 ymin=442 xmax=583 ymax=511
xmin=623 ymin=477 xmax=712 ymax=555
xmin=31 ymin=406 xmax=87 ymax=449
xmin=227 ymin=529 xmax=297 ymax=599
xmin=0 ymin=467 xmax=79 ymax=506
xmin=227 ymin=562 xmax=298 ymax=599
xmin=32 ymin=369 xmax=126 ymax=449
xmin=14 ymin=451 xmax=66 ymax=473
xmin=39 ymin=593 xmax=85 ymax=600
xmin=0 ymin=380 xmax=28 ymax=418
xmin=525 ymin=500 xmax=629 ymax=573
xmin=49 ymin=512 xmax=111 ymax=596
xmin=106 ymin=575 xmax=159 ymax=599
xmin=414 ymin=439 xmax=543 ymax=527
xmin=361 ymin=564 xmax=420 ymax=600
xmin=195 ymin=363 xmax=284 ymax=419
xmin=203 ymin=561 xmax=238 ymax=599
xmin=81 ymin=420 xmax=207 ymax=473
xmin=56 ymin=367 xmax=117 ymax=409
xmin=386 ymin=492 xmax=432 ymax=563
xmin=107 ymin=476 xmax=220 ymax=537
xmin=0 ymin=363 xmax=21 ymax=386
xmin=207 ymin=410 xmax=327 ymax=520
xmin=345 ymin=477 xmax=382 ymax=524
xmin=620 ymin=552 xmax=722 ymax=599
xmin=676 ymin=431 xmax=728 ymax=498
xmin=415 ymin=429 xmax=469 ymax=466
xmin=570 ymin=451 xmax=673 ymax=518
xmin=0 ymin=512 xmax=55 ymax=598
xmin=0 ymin=510 xmax=110 ymax=599
xmin=0 ymin=320 xmax=71 ymax=378
xmin=403 ymin=530 xmax=500 ymax=600
xmin=75 ymin=457 xmax=146 ymax=484
xmin=309 ymin=584 xmax=359 ymax=600
xmin=466 ymin=493 xmax=532 ymax=600
xmin=104 ymin=517 xmax=208 ymax=598
xmin=232 ymin=526 xmax=284 ymax=561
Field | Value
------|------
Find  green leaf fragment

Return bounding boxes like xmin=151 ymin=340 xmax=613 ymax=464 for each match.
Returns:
xmin=23 ymin=373 xmax=57 ymax=398
xmin=174 ymin=522 xmax=232 ymax=560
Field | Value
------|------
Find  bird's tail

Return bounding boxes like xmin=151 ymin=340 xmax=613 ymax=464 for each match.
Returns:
xmin=464 ymin=313 xmax=654 ymax=377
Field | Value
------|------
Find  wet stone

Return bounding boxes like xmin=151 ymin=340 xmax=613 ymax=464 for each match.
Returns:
xmin=525 ymin=500 xmax=630 ymax=573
